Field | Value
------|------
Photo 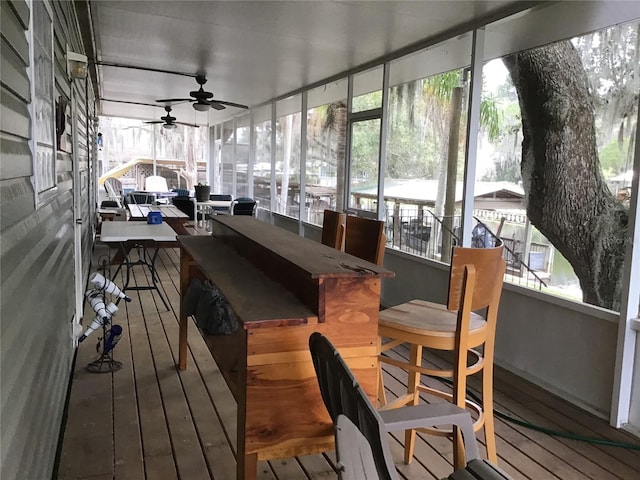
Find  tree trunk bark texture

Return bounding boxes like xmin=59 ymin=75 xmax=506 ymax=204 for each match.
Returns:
xmin=504 ymin=41 xmax=628 ymax=310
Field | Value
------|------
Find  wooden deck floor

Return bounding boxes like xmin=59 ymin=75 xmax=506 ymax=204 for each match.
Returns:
xmin=57 ymin=246 xmax=640 ymax=480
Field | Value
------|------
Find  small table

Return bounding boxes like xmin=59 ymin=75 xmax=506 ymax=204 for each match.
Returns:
xmin=100 ymin=222 xmax=177 ymax=309
xmin=196 ymin=200 xmax=232 ymax=224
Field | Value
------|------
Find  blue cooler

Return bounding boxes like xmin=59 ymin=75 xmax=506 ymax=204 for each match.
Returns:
xmin=147 ymin=211 xmax=163 ymax=224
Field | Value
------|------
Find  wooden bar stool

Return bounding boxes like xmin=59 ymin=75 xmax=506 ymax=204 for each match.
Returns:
xmin=378 ymin=245 xmax=506 ymax=469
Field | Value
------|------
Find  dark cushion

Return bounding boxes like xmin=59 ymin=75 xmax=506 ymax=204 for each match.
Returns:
xmin=233 ymin=199 xmax=256 ymax=216
xmin=210 ymin=194 xmax=233 ymax=201
xmin=172 ymin=197 xmax=195 ymax=220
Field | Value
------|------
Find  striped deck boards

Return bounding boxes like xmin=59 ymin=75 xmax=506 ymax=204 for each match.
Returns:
xmin=58 ymin=246 xmax=640 ymax=480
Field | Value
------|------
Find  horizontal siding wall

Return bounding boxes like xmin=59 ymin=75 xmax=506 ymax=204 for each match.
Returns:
xmin=0 ymin=0 xmax=89 ymax=478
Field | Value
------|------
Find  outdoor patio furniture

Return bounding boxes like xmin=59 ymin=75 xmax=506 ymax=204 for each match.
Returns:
xmin=172 ymin=197 xmax=196 ymax=220
xmin=124 ymin=191 xmax=157 ymax=206
xmin=309 ymin=332 xmax=511 ymax=480
xmin=321 ymin=209 xmax=346 ymax=250
xmin=104 ymin=177 xmax=124 ymax=208
xmin=378 ymin=245 xmax=506 ymax=469
xmin=231 ymin=197 xmax=257 ymax=216
xmin=344 ymin=215 xmax=386 ymax=266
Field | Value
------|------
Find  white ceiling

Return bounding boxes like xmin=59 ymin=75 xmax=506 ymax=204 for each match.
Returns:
xmin=83 ymin=1 xmax=534 ymax=125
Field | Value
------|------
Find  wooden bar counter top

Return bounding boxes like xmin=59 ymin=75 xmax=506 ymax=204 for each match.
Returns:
xmin=177 ymin=216 xmax=393 ymax=480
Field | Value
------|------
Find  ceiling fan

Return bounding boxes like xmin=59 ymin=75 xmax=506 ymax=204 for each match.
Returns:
xmin=157 ymin=74 xmax=249 ymax=111
xmin=145 ymin=105 xmax=199 ymax=129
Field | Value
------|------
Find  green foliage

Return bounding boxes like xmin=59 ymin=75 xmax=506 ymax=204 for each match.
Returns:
xmin=599 ymin=138 xmax=631 ymax=177
xmin=350 ymin=119 xmax=380 ymax=180
xmin=352 ymin=91 xmax=382 ymax=111
xmin=480 ymin=96 xmax=501 ymax=142
xmin=424 ymin=71 xmax=460 ymax=102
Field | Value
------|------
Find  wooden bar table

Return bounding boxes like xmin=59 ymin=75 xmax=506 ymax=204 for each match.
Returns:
xmin=177 ymin=216 xmax=393 ymax=480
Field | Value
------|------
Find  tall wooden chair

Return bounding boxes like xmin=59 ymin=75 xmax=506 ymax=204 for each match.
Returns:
xmin=344 ymin=215 xmax=386 ymax=266
xmin=321 ymin=209 xmax=346 ymax=250
xmin=378 ymin=245 xmax=506 ymax=469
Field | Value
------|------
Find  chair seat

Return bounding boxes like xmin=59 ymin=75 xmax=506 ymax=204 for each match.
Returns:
xmin=379 ymin=299 xmax=487 ymax=348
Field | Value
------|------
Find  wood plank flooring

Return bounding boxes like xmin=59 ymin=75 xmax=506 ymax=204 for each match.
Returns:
xmin=57 ymin=246 xmax=640 ymax=480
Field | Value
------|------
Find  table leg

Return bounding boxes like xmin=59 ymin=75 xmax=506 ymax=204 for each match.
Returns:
xmin=237 ymin=452 xmax=257 ymax=480
xmin=179 ymin=313 xmax=188 ymax=370
xmin=146 ymin=245 xmax=170 ymax=310
xmin=113 ymin=241 xmax=170 ymax=310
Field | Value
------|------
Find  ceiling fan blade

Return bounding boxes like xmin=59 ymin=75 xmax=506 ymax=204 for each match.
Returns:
xmin=155 ymin=98 xmax=193 ymax=103
xmin=176 ymin=121 xmax=200 ymax=128
xmin=102 ymin=98 xmax=160 ymax=108
xmin=214 ymin=100 xmax=249 ymax=110
xmin=144 ymin=120 xmax=164 ymax=124
xmin=209 ymin=102 xmax=226 ymax=111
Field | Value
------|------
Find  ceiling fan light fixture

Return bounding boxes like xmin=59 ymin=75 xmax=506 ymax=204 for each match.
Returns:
xmin=162 ymin=123 xmax=177 ymax=129
xmin=193 ymin=102 xmax=209 ymax=112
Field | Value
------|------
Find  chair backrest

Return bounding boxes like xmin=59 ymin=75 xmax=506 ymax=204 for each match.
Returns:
xmin=210 ymin=194 xmax=233 ymax=202
xmin=125 ymin=191 xmax=156 ymax=205
xmin=309 ymin=333 xmax=399 ymax=480
xmin=104 ymin=177 xmax=123 ymax=195
xmin=321 ymin=209 xmax=346 ymax=250
xmin=335 ymin=415 xmax=382 ymax=480
xmin=344 ymin=215 xmax=386 ymax=266
xmin=447 ymin=246 xmax=506 ymax=313
xmin=172 ymin=188 xmax=190 ymax=198
xmin=104 ymin=177 xmax=123 ymax=207
xmin=172 ymin=197 xmax=196 ymax=220
xmin=232 ymin=198 xmax=257 ymax=216
xmin=145 ymin=175 xmax=169 ymax=192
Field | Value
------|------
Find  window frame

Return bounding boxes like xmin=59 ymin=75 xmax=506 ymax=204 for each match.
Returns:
xmin=29 ymin=0 xmax=57 ymax=206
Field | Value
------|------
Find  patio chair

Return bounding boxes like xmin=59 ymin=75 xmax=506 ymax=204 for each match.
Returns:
xmin=104 ymin=177 xmax=123 ymax=208
xmin=378 ymin=245 xmax=506 ymax=469
xmin=124 ymin=191 xmax=157 ymax=205
xmin=321 ymin=209 xmax=346 ymax=250
xmin=344 ymin=215 xmax=386 ymax=266
xmin=209 ymin=194 xmax=233 ymax=214
xmin=231 ymin=197 xmax=257 ymax=216
xmin=309 ymin=333 xmax=511 ymax=480
xmin=172 ymin=196 xmax=196 ymax=220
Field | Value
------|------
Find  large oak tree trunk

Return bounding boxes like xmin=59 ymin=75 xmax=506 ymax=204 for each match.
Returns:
xmin=504 ymin=41 xmax=628 ymax=310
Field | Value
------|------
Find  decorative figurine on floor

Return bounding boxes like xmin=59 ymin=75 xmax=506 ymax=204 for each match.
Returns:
xmin=89 ymin=272 xmax=132 ymax=304
xmin=82 ymin=273 xmax=129 ymax=373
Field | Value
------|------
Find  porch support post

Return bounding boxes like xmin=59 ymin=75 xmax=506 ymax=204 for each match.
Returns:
xmin=300 ymin=91 xmax=308 ymax=234
xmin=611 ymin=104 xmax=640 ymax=428
xmin=460 ymin=27 xmax=485 ymax=246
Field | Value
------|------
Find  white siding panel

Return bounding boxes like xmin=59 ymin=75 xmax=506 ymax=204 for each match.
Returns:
xmin=0 ymin=1 xmax=82 ymax=479
xmin=0 ymin=42 xmax=31 ymax=102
